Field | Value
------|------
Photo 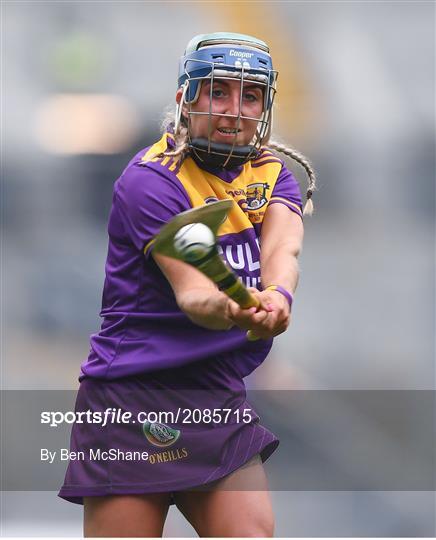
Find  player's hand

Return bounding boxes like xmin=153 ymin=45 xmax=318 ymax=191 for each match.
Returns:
xmin=225 ymin=291 xmax=271 ymax=332
xmin=240 ymin=287 xmax=291 ymax=339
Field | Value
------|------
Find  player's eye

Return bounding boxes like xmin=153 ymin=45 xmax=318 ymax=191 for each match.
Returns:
xmin=244 ymin=92 xmax=258 ymax=102
xmin=243 ymin=87 xmax=263 ymax=102
xmin=211 ymin=88 xmax=225 ymax=98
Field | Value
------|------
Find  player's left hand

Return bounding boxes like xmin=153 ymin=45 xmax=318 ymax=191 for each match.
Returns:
xmin=245 ymin=287 xmax=291 ymax=339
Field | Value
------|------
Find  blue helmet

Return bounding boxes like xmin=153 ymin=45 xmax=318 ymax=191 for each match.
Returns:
xmin=176 ymin=32 xmax=278 ymax=169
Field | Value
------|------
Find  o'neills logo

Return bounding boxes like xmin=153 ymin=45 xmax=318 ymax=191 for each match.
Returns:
xmin=148 ymin=447 xmax=189 ymax=465
xmin=143 ymin=421 xmax=180 ymax=448
xmin=229 ymin=49 xmax=254 ymax=59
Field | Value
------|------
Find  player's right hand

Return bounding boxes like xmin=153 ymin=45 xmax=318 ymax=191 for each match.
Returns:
xmin=225 ymin=294 xmax=271 ymax=333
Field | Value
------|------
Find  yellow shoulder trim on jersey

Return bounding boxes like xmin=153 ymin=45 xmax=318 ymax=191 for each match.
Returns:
xmin=253 ymin=154 xmax=281 ymax=165
xmin=269 ymin=197 xmax=302 ymax=215
xmin=168 ymin=158 xmax=179 ymax=171
xmin=140 ymin=133 xmax=171 ymax=163
xmin=252 ymin=153 xmax=273 ymax=162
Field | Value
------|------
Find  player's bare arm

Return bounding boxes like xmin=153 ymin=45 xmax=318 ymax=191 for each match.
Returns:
xmin=153 ymin=252 xmax=270 ymax=331
xmin=229 ymin=204 xmax=303 ymax=340
xmin=261 ymin=203 xmax=304 ymax=294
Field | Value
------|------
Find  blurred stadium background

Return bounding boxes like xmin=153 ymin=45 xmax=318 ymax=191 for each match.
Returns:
xmin=1 ymin=1 xmax=434 ymax=537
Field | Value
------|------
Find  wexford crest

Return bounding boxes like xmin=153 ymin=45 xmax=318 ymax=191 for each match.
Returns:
xmin=246 ymin=182 xmax=270 ymax=210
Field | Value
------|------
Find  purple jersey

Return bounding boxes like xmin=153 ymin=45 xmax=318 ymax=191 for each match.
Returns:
xmin=80 ymin=132 xmax=302 ymax=381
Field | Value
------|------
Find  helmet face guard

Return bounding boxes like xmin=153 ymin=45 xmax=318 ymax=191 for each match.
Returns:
xmin=176 ymin=33 xmax=278 ymax=169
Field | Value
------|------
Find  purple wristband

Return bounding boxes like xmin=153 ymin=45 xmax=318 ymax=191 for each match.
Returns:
xmin=266 ymin=285 xmax=293 ymax=307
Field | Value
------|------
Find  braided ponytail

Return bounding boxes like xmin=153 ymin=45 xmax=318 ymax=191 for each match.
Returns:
xmin=266 ymin=139 xmax=316 ymax=216
xmin=155 ymin=108 xmax=189 ymax=162
xmin=163 ymin=124 xmax=189 ymax=160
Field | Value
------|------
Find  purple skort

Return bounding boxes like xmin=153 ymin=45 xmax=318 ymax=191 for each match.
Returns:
xmin=59 ymin=356 xmax=279 ymax=504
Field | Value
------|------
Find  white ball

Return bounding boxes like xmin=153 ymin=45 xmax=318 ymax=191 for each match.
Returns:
xmin=174 ymin=223 xmax=215 ymax=262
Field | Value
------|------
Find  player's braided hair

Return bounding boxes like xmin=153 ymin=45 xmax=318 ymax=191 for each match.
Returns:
xmin=265 ymin=138 xmax=316 ymax=216
xmin=159 ymin=109 xmax=190 ymax=160
xmin=159 ymin=109 xmax=316 ymax=216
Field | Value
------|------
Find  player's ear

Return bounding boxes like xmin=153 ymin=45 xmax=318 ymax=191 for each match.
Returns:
xmin=176 ymin=87 xmax=183 ymax=104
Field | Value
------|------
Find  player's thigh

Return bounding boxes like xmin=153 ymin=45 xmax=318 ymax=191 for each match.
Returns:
xmin=174 ymin=454 xmax=274 ymax=537
xmin=83 ymin=493 xmax=171 ymax=538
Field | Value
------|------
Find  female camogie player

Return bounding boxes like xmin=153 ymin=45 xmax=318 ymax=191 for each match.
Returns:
xmin=59 ymin=32 xmax=316 ymax=537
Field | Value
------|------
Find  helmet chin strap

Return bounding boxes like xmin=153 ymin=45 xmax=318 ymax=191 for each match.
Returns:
xmin=188 ymin=138 xmax=259 ymax=170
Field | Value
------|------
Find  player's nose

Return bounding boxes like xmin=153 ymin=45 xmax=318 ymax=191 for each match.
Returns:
xmin=224 ymin=88 xmax=242 ymax=117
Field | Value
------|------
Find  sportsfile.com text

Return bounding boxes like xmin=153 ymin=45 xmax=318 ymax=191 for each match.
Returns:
xmin=41 ymin=408 xmax=254 ymax=427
